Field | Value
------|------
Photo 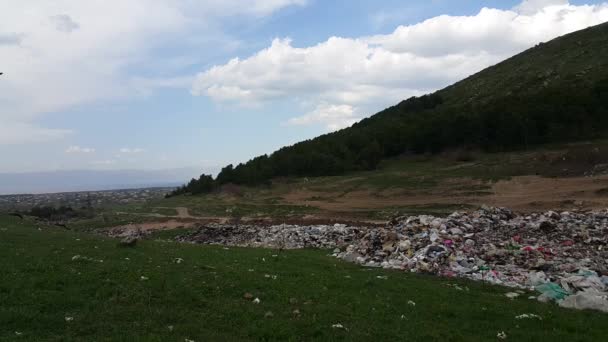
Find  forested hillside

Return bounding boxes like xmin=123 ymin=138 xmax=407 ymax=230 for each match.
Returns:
xmin=171 ymin=22 xmax=608 ymax=196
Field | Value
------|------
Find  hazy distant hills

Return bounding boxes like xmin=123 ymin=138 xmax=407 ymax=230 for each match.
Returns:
xmin=0 ymin=168 xmax=202 ymax=194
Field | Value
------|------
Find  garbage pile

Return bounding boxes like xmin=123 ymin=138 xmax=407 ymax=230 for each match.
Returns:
xmin=165 ymin=206 xmax=608 ymax=312
xmin=333 ymin=206 xmax=608 ymax=312
xmin=177 ymin=223 xmax=367 ymax=250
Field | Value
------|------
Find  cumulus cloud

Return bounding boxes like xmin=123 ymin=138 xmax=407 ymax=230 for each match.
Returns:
xmin=65 ymin=145 xmax=95 ymax=153
xmin=286 ymin=104 xmax=359 ymax=131
xmin=50 ymin=14 xmax=80 ymax=33
xmin=119 ymin=147 xmax=145 ymax=154
xmin=515 ymin=0 xmax=569 ymax=15
xmin=0 ymin=0 xmax=305 ymax=145
xmin=192 ymin=1 xmax=608 ymax=131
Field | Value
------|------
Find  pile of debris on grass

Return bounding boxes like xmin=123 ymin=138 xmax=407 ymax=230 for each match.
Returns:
xmin=333 ymin=206 xmax=608 ymax=312
xmin=143 ymin=206 xmax=608 ymax=312
xmin=176 ymin=223 xmax=367 ymax=250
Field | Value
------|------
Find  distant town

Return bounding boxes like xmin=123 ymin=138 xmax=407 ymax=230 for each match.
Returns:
xmin=0 ymin=187 xmax=175 ymax=211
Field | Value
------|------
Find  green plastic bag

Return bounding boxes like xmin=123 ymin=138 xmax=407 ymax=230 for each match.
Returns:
xmin=536 ymin=282 xmax=569 ymax=300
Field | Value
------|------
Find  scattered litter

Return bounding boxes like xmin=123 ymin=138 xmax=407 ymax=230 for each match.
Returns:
xmin=64 ymin=316 xmax=74 ymax=322
xmin=253 ymin=298 xmax=261 ymax=304
xmin=407 ymin=300 xmax=416 ymax=307
xmin=174 ymin=258 xmax=184 ymax=264
xmin=71 ymin=255 xmax=103 ymax=263
xmin=376 ymin=275 xmax=388 ymax=280
xmin=447 ymin=283 xmax=469 ymax=291
xmin=140 ymin=276 xmax=149 ymax=281
xmin=331 ymin=323 xmax=345 ymax=329
xmin=515 ymin=313 xmax=542 ymax=320
xmin=558 ymin=290 xmax=608 ymax=313
xmin=497 ymin=331 xmax=507 ymax=339
xmin=505 ymin=292 xmax=520 ymax=299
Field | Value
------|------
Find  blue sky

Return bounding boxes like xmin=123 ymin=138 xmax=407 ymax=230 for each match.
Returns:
xmin=0 ymin=0 xmax=607 ymax=176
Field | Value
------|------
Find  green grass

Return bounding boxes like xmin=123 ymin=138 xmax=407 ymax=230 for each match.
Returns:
xmin=155 ymin=195 xmax=319 ymax=219
xmin=1 ymin=215 xmax=607 ymax=341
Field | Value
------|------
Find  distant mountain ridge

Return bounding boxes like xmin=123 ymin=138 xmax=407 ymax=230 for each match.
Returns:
xmin=0 ymin=168 xmax=200 ymax=195
xmin=172 ymin=22 xmax=608 ymax=195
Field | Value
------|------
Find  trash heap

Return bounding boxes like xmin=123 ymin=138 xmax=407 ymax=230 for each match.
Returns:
xmin=333 ymin=206 xmax=608 ymax=312
xmin=166 ymin=206 xmax=608 ymax=312
xmin=177 ymin=223 xmax=367 ymax=250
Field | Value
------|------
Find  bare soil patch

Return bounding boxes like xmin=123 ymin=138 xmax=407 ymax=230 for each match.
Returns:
xmin=282 ymin=175 xmax=608 ymax=214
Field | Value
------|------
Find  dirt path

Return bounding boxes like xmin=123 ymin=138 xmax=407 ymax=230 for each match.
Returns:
xmin=175 ymin=207 xmax=193 ymax=218
xmin=118 ymin=207 xmax=200 ymax=219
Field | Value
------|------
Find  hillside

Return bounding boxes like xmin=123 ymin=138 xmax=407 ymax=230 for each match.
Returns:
xmin=173 ymin=22 xmax=608 ymax=195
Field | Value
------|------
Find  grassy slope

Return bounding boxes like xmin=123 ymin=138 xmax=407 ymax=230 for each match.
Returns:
xmin=1 ymin=215 xmax=607 ymax=341
xmin=439 ymin=22 xmax=608 ymax=106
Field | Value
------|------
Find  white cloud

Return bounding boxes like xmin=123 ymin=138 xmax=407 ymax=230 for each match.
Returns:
xmin=50 ymin=14 xmax=80 ymax=33
xmin=119 ymin=147 xmax=145 ymax=154
xmin=286 ymin=104 xmax=359 ymax=131
xmin=0 ymin=0 xmax=306 ymax=145
xmin=0 ymin=122 xmax=71 ymax=145
xmin=65 ymin=145 xmax=95 ymax=153
xmin=0 ymin=32 xmax=23 ymax=45
xmin=192 ymin=1 xmax=608 ymax=131
xmin=515 ymin=0 xmax=569 ymax=15
xmin=210 ymin=0 xmax=308 ymax=16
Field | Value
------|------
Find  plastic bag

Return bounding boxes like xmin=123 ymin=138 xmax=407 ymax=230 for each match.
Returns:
xmin=535 ymin=282 xmax=569 ymax=301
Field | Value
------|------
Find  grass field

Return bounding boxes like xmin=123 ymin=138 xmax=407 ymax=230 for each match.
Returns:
xmin=1 ymin=215 xmax=607 ymax=341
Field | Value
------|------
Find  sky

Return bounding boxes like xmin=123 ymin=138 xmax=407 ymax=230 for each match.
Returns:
xmin=1 ymin=0 xmax=608 ymax=175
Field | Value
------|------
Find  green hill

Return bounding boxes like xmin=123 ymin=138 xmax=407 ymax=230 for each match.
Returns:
xmin=174 ymin=22 xmax=608 ymax=195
